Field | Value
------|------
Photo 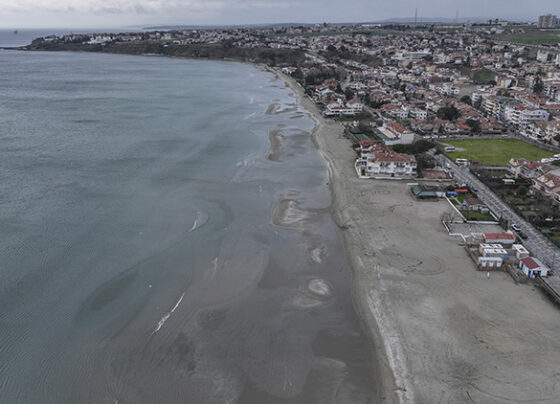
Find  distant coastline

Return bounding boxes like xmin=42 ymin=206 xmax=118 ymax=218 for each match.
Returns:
xmin=18 ymin=40 xmax=306 ymax=67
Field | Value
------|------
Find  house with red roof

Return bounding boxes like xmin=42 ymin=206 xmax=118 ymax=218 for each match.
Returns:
xmin=508 ymin=158 xmax=552 ymax=179
xmin=483 ymin=232 xmax=516 ymax=245
xmin=531 ymin=169 xmax=560 ymax=204
xmin=519 ymin=256 xmax=549 ymax=278
xmin=355 ymin=144 xmax=417 ymax=178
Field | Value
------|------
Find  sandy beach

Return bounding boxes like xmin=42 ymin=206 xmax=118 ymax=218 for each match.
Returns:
xmin=273 ymin=68 xmax=560 ymax=403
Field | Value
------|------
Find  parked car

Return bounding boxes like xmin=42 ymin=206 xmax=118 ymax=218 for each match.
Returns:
xmin=519 ymin=231 xmax=528 ymax=240
xmin=511 ymin=223 xmax=521 ymax=232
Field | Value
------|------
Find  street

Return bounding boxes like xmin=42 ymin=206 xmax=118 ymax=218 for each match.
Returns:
xmin=435 ymin=154 xmax=560 ymax=272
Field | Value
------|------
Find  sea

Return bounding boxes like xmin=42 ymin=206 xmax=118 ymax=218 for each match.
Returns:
xmin=0 ymin=49 xmax=379 ymax=402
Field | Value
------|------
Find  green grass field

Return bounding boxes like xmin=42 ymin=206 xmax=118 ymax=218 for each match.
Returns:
xmin=497 ymin=30 xmax=560 ymax=45
xmin=445 ymin=139 xmax=554 ymax=166
xmin=471 ymin=69 xmax=496 ymax=84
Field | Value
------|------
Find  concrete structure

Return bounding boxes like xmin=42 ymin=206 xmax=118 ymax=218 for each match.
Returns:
xmin=478 ymin=244 xmax=508 ymax=260
xmin=478 ymin=256 xmax=503 ymax=268
xmin=512 ymin=243 xmax=530 ymax=259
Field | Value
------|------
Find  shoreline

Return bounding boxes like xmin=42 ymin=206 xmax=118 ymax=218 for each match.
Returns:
xmin=13 ymin=49 xmax=560 ymax=402
xmin=271 ymin=67 xmax=560 ymax=404
xmin=269 ymin=66 xmax=402 ymax=403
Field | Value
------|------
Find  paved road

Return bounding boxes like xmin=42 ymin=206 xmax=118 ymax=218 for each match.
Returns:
xmin=435 ymin=154 xmax=560 ymax=272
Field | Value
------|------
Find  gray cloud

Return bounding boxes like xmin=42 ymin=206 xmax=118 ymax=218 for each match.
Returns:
xmin=0 ymin=0 xmax=558 ymax=28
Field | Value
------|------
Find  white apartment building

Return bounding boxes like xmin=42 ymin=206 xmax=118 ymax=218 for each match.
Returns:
xmin=504 ymin=105 xmax=550 ymax=126
xmin=355 ymin=144 xmax=417 ymax=178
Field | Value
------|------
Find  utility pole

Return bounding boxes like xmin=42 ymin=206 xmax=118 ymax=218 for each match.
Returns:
xmin=415 ymin=8 xmax=418 ymax=25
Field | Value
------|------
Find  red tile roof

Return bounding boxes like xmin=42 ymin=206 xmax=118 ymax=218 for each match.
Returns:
xmin=421 ymin=169 xmax=448 ymax=179
xmin=374 ymin=150 xmax=412 ymax=163
xmin=484 ymin=233 xmax=516 ymax=241
xmin=520 ymin=257 xmax=540 ymax=270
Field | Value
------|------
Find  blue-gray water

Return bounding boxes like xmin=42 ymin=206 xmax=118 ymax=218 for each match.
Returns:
xmin=0 ymin=50 xmax=378 ymax=402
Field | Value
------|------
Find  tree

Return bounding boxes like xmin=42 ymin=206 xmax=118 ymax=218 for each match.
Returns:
xmin=437 ymin=106 xmax=461 ymax=121
xmin=344 ymin=88 xmax=354 ymax=100
xmin=392 ymin=140 xmax=435 ymax=155
xmin=516 ymin=185 xmax=528 ymax=197
xmin=460 ymin=95 xmax=472 ymax=105
xmin=533 ymin=77 xmax=544 ymax=95
xmin=336 ymin=83 xmax=343 ymax=94
xmin=466 ymin=119 xmax=481 ymax=133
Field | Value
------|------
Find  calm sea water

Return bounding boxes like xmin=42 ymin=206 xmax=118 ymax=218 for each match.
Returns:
xmin=0 ymin=50 xmax=378 ymax=402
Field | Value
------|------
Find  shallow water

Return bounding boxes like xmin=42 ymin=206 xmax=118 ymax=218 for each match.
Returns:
xmin=0 ymin=50 xmax=379 ymax=403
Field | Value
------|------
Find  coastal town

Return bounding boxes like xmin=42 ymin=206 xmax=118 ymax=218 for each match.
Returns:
xmin=5 ymin=3 xmax=560 ymax=402
xmin=27 ymin=16 xmax=560 ymax=303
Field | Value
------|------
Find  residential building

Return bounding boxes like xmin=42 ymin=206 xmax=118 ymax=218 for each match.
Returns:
xmin=508 ymin=158 xmax=552 ymax=179
xmin=531 ymin=169 xmax=560 ymax=203
xmin=538 ymin=14 xmax=557 ymax=29
xmin=355 ymin=143 xmax=417 ymax=178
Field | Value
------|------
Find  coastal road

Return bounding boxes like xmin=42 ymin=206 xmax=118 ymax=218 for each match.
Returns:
xmin=436 ymin=154 xmax=560 ymax=273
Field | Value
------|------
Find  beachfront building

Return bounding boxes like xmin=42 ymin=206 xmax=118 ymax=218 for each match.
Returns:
xmin=374 ymin=122 xmax=415 ymax=146
xmin=519 ymin=257 xmax=549 ymax=278
xmin=323 ymin=98 xmax=363 ymax=117
xmin=483 ymin=232 xmax=516 ymax=245
xmin=355 ymin=143 xmax=416 ymax=179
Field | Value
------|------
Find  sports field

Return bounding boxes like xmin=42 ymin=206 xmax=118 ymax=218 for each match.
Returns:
xmin=445 ymin=138 xmax=554 ymax=166
xmin=497 ymin=30 xmax=560 ymax=45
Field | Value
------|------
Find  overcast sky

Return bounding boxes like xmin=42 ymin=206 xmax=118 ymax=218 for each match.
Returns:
xmin=0 ymin=0 xmax=558 ymax=29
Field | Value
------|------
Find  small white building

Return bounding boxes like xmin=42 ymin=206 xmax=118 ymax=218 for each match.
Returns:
xmin=478 ymin=256 xmax=503 ymax=268
xmin=512 ymin=244 xmax=530 ymax=260
xmin=478 ymin=244 xmax=508 ymax=260
xmin=519 ymin=257 xmax=549 ymax=278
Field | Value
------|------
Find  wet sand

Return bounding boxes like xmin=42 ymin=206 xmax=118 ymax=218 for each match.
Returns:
xmin=267 ymin=129 xmax=284 ymax=161
xmin=273 ymin=68 xmax=560 ymax=403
